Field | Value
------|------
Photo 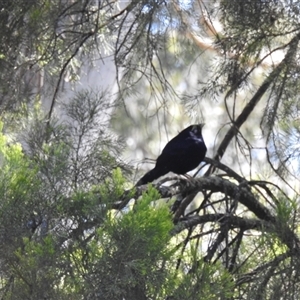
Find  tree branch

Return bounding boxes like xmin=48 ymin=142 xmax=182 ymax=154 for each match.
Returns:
xmin=206 ymin=32 xmax=300 ymax=173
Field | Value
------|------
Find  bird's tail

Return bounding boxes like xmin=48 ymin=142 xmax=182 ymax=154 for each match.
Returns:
xmin=136 ymin=167 xmax=165 ymax=186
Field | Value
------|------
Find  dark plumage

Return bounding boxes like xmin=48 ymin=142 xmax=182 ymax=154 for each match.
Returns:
xmin=136 ymin=124 xmax=207 ymax=186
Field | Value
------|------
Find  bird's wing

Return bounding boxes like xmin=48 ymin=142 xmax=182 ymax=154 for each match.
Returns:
xmin=161 ymin=136 xmax=197 ymax=156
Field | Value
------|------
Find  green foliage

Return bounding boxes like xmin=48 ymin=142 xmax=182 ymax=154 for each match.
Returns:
xmin=98 ymin=168 xmax=129 ymax=200
xmin=85 ymin=186 xmax=174 ymax=299
xmin=173 ymin=259 xmax=234 ymax=300
xmin=0 ymin=92 xmax=131 ymax=299
xmin=112 ymin=186 xmax=173 ymax=256
xmin=0 ymin=121 xmax=39 ymax=228
xmin=276 ymin=197 xmax=297 ymax=224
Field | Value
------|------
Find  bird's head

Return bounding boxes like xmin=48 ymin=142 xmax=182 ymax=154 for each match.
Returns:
xmin=191 ymin=124 xmax=205 ymax=136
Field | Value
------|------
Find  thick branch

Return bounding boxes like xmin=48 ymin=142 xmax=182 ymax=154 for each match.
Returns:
xmin=191 ymin=176 xmax=275 ymax=222
xmin=209 ymin=32 xmax=300 ymax=170
xmin=171 ymin=214 xmax=266 ymax=236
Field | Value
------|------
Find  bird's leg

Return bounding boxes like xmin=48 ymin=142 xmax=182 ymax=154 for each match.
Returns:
xmin=183 ymin=173 xmax=193 ymax=180
xmin=182 ymin=173 xmax=198 ymax=188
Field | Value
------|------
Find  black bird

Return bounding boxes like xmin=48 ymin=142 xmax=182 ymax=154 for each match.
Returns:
xmin=136 ymin=124 xmax=207 ymax=186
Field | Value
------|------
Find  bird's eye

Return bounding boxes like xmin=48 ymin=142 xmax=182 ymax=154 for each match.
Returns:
xmin=192 ymin=126 xmax=199 ymax=134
